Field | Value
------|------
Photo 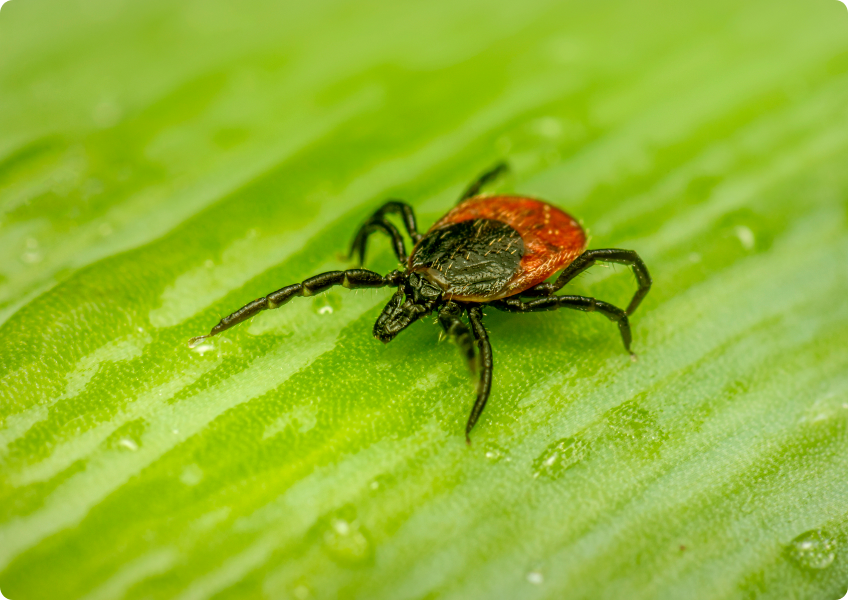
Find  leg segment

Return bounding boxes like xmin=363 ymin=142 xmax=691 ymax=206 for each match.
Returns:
xmin=465 ymin=305 xmax=493 ymax=443
xmin=458 ymin=162 xmax=509 ymax=203
xmin=438 ymin=302 xmax=477 ymax=376
xmin=524 ymin=249 xmax=652 ymax=315
xmin=189 ymin=269 xmax=403 ymax=346
xmin=350 ymin=219 xmax=407 ymax=265
xmin=349 ymin=200 xmax=422 ymax=265
xmin=490 ymin=295 xmax=632 ymax=354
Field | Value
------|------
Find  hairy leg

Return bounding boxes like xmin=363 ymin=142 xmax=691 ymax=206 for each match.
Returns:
xmin=458 ymin=162 xmax=509 ymax=203
xmin=189 ymin=269 xmax=403 ymax=346
xmin=350 ymin=200 xmax=422 ymax=265
xmin=465 ymin=305 xmax=493 ymax=443
xmin=523 ymin=249 xmax=651 ymax=315
xmin=490 ymin=294 xmax=633 ymax=353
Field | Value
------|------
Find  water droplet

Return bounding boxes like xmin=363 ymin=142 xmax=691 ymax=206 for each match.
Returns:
xmin=191 ymin=343 xmax=215 ymax=356
xmin=313 ymin=293 xmax=342 ymax=315
xmin=21 ymin=251 xmax=42 ymax=264
xmin=606 ymin=399 xmax=667 ymax=457
xmin=483 ymin=443 xmax=510 ymax=462
xmin=526 ymin=569 xmax=544 ymax=585
xmin=787 ymin=530 xmax=836 ymax=570
xmin=180 ymin=464 xmax=204 ymax=486
xmin=735 ymin=225 xmax=755 ymax=250
xmin=532 ymin=436 xmax=589 ymax=479
xmin=320 ymin=507 xmax=373 ymax=566
xmin=117 ymin=438 xmax=138 ymax=451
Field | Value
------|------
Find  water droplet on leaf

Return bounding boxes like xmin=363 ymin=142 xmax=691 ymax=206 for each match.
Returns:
xmin=313 ymin=293 xmax=342 ymax=315
xmin=787 ymin=529 xmax=836 ymax=570
xmin=526 ymin=569 xmax=544 ymax=584
xmin=180 ymin=464 xmax=204 ymax=486
xmin=117 ymin=438 xmax=138 ymax=451
xmin=532 ymin=436 xmax=589 ymax=479
xmin=320 ymin=507 xmax=373 ymax=566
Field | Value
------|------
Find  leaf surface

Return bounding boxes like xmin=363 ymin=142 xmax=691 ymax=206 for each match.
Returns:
xmin=1 ymin=1 xmax=848 ymax=599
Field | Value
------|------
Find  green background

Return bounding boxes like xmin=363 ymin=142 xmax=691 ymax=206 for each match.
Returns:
xmin=2 ymin=0 xmax=848 ymax=598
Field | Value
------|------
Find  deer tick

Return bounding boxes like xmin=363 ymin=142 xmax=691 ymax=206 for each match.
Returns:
xmin=190 ymin=164 xmax=652 ymax=442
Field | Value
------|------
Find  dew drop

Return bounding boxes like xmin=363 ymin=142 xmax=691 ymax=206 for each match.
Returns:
xmin=606 ymin=399 xmax=667 ymax=457
xmin=483 ymin=443 xmax=510 ymax=463
xmin=532 ymin=436 xmax=589 ymax=479
xmin=180 ymin=464 xmax=204 ymax=486
xmin=313 ymin=293 xmax=342 ymax=316
xmin=787 ymin=529 xmax=836 ymax=570
xmin=117 ymin=438 xmax=138 ymax=451
xmin=526 ymin=569 xmax=544 ymax=585
xmin=735 ymin=225 xmax=756 ymax=250
xmin=191 ymin=343 xmax=215 ymax=356
xmin=320 ymin=508 xmax=373 ymax=566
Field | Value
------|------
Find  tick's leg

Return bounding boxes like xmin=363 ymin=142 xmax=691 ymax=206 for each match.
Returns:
xmin=531 ymin=249 xmax=652 ymax=315
xmin=490 ymin=295 xmax=633 ymax=354
xmin=438 ymin=301 xmax=477 ymax=375
xmin=189 ymin=269 xmax=404 ymax=346
xmin=458 ymin=162 xmax=509 ymax=203
xmin=349 ymin=200 xmax=421 ymax=265
xmin=350 ymin=219 xmax=407 ymax=265
xmin=465 ymin=305 xmax=493 ymax=443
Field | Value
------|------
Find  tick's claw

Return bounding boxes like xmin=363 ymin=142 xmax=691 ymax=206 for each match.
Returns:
xmin=188 ymin=335 xmax=209 ymax=348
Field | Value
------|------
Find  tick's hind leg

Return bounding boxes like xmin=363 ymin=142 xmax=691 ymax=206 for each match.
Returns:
xmin=350 ymin=201 xmax=421 ymax=265
xmin=458 ymin=162 xmax=509 ymax=203
xmin=189 ymin=268 xmax=403 ymax=346
xmin=490 ymin=295 xmax=633 ymax=355
xmin=538 ymin=249 xmax=652 ymax=316
xmin=465 ymin=306 xmax=493 ymax=443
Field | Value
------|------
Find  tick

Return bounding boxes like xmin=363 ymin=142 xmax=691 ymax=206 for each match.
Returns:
xmin=190 ymin=164 xmax=652 ymax=442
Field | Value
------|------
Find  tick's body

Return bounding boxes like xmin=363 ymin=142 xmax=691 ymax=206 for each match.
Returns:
xmin=411 ymin=196 xmax=586 ymax=302
xmin=190 ymin=164 xmax=652 ymax=442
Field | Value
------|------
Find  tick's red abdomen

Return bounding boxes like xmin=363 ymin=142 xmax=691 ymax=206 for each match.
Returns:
xmin=418 ymin=195 xmax=587 ymax=301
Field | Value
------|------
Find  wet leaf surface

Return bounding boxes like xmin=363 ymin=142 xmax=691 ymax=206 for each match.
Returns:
xmin=1 ymin=0 xmax=848 ymax=598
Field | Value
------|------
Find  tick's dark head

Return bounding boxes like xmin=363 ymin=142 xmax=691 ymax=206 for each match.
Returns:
xmin=373 ymin=272 xmax=442 ymax=343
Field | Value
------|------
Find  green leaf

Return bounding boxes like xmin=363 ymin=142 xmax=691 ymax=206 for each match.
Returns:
xmin=2 ymin=0 xmax=848 ymax=598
